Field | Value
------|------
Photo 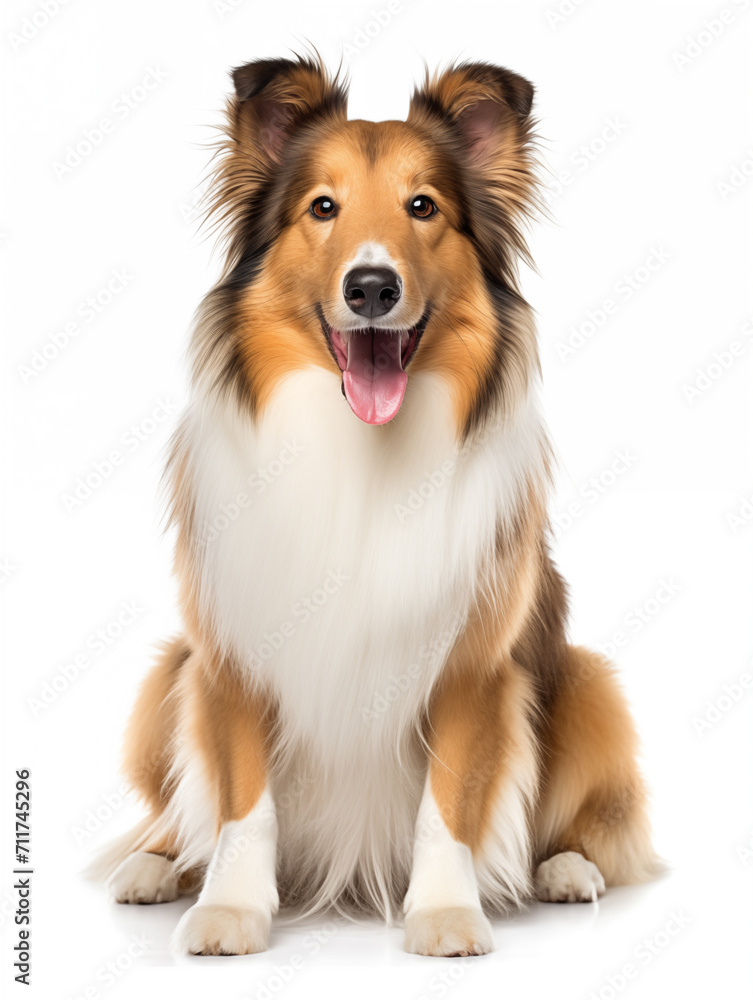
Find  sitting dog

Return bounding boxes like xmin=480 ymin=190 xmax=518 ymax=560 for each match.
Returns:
xmin=91 ymin=56 xmax=658 ymax=957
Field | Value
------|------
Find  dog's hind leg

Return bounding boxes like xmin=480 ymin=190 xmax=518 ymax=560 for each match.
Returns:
xmin=85 ymin=636 xmax=191 ymax=892
xmin=107 ymin=851 xmax=181 ymax=904
xmin=533 ymin=645 xmax=661 ymax=902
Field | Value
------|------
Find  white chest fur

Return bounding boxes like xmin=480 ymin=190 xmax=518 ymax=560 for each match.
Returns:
xmin=180 ymin=367 xmax=546 ymax=912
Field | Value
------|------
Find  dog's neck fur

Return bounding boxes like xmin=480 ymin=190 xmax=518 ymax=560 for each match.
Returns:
xmin=182 ymin=366 xmax=548 ymax=724
xmin=173 ymin=364 xmax=548 ymax=914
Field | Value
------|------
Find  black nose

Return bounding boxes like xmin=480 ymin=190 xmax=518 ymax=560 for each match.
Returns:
xmin=343 ymin=266 xmax=402 ymax=319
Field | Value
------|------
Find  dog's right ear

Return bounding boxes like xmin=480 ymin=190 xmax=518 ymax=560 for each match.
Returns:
xmin=230 ymin=55 xmax=348 ymax=163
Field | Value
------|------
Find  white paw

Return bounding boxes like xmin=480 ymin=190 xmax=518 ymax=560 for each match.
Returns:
xmin=534 ymin=851 xmax=605 ymax=903
xmin=108 ymin=852 xmax=180 ymax=904
xmin=404 ymin=906 xmax=494 ymax=957
xmin=171 ymin=904 xmax=271 ymax=956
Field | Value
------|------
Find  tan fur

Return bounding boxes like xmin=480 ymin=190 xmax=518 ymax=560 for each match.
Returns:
xmin=119 ymin=639 xmax=273 ymax=854
xmin=535 ymin=646 xmax=659 ymax=885
xmin=122 ymin=636 xmax=188 ymax=815
xmin=428 ymin=661 xmax=535 ymax=853
xmin=118 ymin=628 xmax=657 ymax=899
xmin=224 ymin=119 xmax=518 ymax=432
xmin=185 ymin=655 xmax=274 ymax=827
xmin=197 ymin=57 xmax=540 ymax=437
xmin=94 ymin=58 xmax=659 ymax=933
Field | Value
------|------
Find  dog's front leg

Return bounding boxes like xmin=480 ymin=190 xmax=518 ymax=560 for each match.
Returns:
xmin=171 ymin=662 xmax=278 ymax=956
xmin=404 ymin=663 xmax=536 ymax=957
xmin=404 ymin=781 xmax=494 ymax=957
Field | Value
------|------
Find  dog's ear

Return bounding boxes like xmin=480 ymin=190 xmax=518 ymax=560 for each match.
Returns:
xmin=231 ymin=55 xmax=348 ymax=163
xmin=408 ymin=62 xmax=534 ymax=167
xmin=205 ymin=55 xmax=347 ymax=273
xmin=408 ymin=63 xmax=538 ymax=281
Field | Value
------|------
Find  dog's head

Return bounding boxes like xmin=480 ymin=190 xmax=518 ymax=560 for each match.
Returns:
xmin=200 ymin=55 xmax=540 ymax=437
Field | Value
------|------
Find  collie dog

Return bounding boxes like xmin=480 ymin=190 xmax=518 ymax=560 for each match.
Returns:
xmin=91 ymin=56 xmax=659 ymax=957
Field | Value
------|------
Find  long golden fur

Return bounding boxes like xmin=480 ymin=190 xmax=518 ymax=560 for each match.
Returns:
xmin=89 ymin=55 xmax=659 ymax=958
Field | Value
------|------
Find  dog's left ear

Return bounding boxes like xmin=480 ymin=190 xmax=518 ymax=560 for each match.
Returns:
xmin=408 ymin=61 xmax=534 ymax=167
xmin=408 ymin=63 xmax=538 ymax=280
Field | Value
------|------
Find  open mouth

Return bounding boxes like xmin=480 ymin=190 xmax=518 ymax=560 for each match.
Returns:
xmin=317 ymin=306 xmax=430 ymax=425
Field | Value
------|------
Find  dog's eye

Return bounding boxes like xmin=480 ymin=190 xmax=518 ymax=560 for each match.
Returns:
xmin=408 ymin=195 xmax=437 ymax=219
xmin=310 ymin=196 xmax=337 ymax=219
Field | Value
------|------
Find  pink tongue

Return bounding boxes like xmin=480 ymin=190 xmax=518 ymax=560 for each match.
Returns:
xmin=342 ymin=329 xmax=407 ymax=425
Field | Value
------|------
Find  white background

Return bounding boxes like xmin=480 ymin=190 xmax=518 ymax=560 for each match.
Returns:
xmin=2 ymin=0 xmax=751 ymax=997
